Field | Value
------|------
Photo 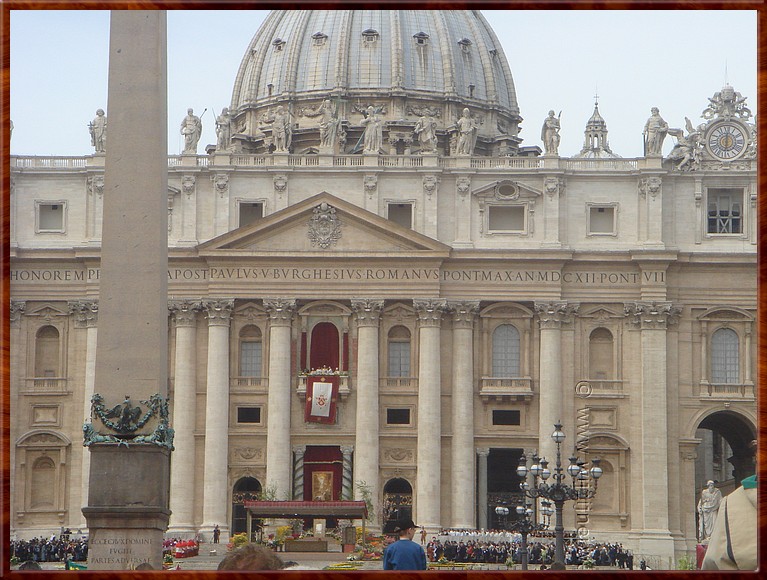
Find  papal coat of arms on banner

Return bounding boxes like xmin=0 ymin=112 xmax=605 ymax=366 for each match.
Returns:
xmin=304 ymin=375 xmax=339 ymax=424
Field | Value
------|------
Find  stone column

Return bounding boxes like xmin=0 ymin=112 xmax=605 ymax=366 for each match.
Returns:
xmin=9 ymin=301 xmax=25 ymax=534
xmin=351 ymin=298 xmax=383 ymax=529
xmin=448 ymin=301 xmax=479 ymax=529
xmin=200 ymin=299 xmax=234 ymax=542
xmin=341 ymin=445 xmax=355 ymax=501
xmin=168 ymin=300 xmax=202 ymax=536
xmin=69 ymin=300 xmax=98 ymax=528
xmin=414 ymin=299 xmax=446 ymax=530
xmin=264 ymin=299 xmax=296 ymax=498
xmin=476 ymin=448 xmax=489 ymax=530
xmin=625 ymin=301 xmax=681 ymax=563
xmin=292 ymin=445 xmax=306 ymax=500
xmin=83 ymin=11 xmax=169 ymax=571
xmin=534 ymin=302 xmax=578 ymax=463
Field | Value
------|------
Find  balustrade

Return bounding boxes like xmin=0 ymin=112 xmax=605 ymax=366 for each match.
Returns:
xmin=479 ymin=377 xmax=533 ymax=400
xmin=701 ymin=382 xmax=755 ymax=400
xmin=380 ymin=377 xmax=418 ymax=389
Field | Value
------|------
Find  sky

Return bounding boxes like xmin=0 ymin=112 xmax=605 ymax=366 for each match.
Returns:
xmin=9 ymin=9 xmax=757 ymax=158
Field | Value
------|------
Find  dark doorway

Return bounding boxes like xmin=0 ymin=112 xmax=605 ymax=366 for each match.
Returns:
xmin=383 ymin=478 xmax=413 ymax=533
xmin=231 ymin=477 xmax=262 ymax=535
xmin=695 ymin=411 xmax=756 ymax=489
xmin=310 ymin=322 xmax=340 ymax=370
xmin=486 ymin=448 xmax=525 ymax=530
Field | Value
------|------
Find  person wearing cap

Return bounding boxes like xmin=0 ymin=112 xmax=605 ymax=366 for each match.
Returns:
xmin=383 ymin=518 xmax=427 ymax=570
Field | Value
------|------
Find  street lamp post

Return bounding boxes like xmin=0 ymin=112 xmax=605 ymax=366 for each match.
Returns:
xmin=507 ymin=501 xmax=551 ymax=570
xmin=494 ymin=506 xmax=509 ymax=531
xmin=517 ymin=422 xmax=602 ymax=568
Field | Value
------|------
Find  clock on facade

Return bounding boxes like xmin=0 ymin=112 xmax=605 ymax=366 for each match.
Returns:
xmin=705 ymin=120 xmax=749 ymax=160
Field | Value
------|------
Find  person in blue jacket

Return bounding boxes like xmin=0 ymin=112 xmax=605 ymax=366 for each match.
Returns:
xmin=383 ymin=518 xmax=427 ymax=570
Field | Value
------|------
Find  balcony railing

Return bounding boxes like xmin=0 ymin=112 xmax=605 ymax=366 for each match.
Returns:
xmin=700 ymin=382 xmax=755 ymax=401
xmin=581 ymin=380 xmax=625 ymax=396
xmin=479 ymin=377 xmax=533 ymax=400
xmin=24 ymin=377 xmax=68 ymax=392
xmin=230 ymin=377 xmax=267 ymax=389
xmin=296 ymin=375 xmax=351 ymax=398
xmin=380 ymin=377 xmax=418 ymax=389
xmin=12 ymin=157 xmax=88 ymax=169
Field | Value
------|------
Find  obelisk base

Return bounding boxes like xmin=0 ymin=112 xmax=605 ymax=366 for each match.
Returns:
xmin=83 ymin=446 xmax=171 ymax=570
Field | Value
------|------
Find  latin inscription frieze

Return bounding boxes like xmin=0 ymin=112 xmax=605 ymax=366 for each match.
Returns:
xmin=11 ymin=266 xmax=665 ymax=286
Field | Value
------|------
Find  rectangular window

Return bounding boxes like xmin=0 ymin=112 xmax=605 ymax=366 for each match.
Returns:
xmin=488 ymin=205 xmax=525 ymax=232
xmin=386 ymin=408 xmax=411 ymax=425
xmin=240 ymin=341 xmax=262 ymax=377
xmin=239 ymin=202 xmax=264 ymax=228
xmin=237 ymin=407 xmax=261 ymax=423
xmin=37 ymin=202 xmax=65 ymax=232
xmin=707 ymin=188 xmax=743 ymax=234
xmin=588 ymin=206 xmax=616 ymax=235
xmin=492 ymin=409 xmax=521 ymax=426
xmin=388 ymin=203 xmax=412 ymax=229
xmin=388 ymin=341 xmax=411 ymax=377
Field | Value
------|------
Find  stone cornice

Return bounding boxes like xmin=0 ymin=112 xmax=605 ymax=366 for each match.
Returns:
xmin=263 ymin=298 xmax=297 ymax=326
xmin=623 ymin=301 xmax=682 ymax=329
xmin=351 ymin=298 xmax=384 ymax=327
xmin=534 ymin=301 xmax=579 ymax=328
xmin=169 ymin=299 xmax=203 ymax=327
xmin=203 ymin=298 xmax=234 ymax=326
xmin=414 ymin=298 xmax=447 ymax=327
xmin=447 ymin=300 xmax=480 ymax=328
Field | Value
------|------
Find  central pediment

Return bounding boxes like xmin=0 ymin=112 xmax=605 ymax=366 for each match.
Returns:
xmin=198 ymin=192 xmax=450 ymax=258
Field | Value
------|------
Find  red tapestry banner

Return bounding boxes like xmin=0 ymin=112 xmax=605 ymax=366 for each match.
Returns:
xmin=304 ymin=376 xmax=339 ymax=424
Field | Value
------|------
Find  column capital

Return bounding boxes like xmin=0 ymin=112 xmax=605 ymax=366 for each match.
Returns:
xmin=447 ymin=300 xmax=480 ymax=329
xmin=203 ymin=299 xmax=234 ymax=326
xmin=534 ymin=301 xmax=579 ymax=328
xmin=351 ymin=299 xmax=384 ymax=327
xmin=476 ymin=447 xmax=490 ymax=458
xmin=624 ymin=301 xmax=681 ymax=329
xmin=292 ymin=445 xmax=307 ymax=456
xmin=340 ymin=445 xmax=355 ymax=456
xmin=69 ymin=299 xmax=99 ymax=328
xmin=264 ymin=298 xmax=296 ymax=326
xmin=414 ymin=298 xmax=447 ymax=327
xmin=169 ymin=299 xmax=203 ymax=327
xmin=10 ymin=300 xmax=26 ymax=326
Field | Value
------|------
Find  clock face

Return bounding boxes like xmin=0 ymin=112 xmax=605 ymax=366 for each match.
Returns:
xmin=706 ymin=121 xmax=748 ymax=160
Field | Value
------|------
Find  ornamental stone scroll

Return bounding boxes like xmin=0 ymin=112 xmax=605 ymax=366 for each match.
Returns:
xmin=447 ymin=300 xmax=480 ymax=329
xmin=623 ymin=301 xmax=682 ymax=329
xmin=414 ymin=298 xmax=447 ymax=327
xmin=263 ymin=298 xmax=297 ymax=326
xmin=69 ymin=300 xmax=99 ymax=329
xmin=534 ymin=301 xmax=579 ymax=329
xmin=203 ymin=299 xmax=234 ymax=326
xmin=351 ymin=299 xmax=384 ymax=327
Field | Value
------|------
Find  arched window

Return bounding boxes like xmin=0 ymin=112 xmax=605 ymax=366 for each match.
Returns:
xmin=711 ymin=328 xmax=739 ymax=383
xmin=387 ymin=326 xmax=411 ymax=377
xmin=31 ymin=456 xmax=56 ymax=509
xmin=589 ymin=328 xmax=614 ymax=380
xmin=35 ymin=326 xmax=60 ymax=377
xmin=382 ymin=478 xmax=413 ymax=533
xmin=492 ymin=324 xmax=520 ymax=377
xmin=239 ymin=326 xmax=262 ymax=377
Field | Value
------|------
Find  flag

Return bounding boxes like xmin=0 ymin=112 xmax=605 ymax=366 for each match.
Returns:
xmin=305 ymin=376 xmax=339 ymax=424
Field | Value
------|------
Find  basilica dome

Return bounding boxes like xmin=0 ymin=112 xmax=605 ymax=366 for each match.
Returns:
xmin=228 ymin=10 xmax=523 ymax=156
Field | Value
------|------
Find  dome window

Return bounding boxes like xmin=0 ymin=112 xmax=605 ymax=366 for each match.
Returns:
xmin=458 ymin=38 xmax=472 ymax=53
xmin=272 ymin=38 xmax=285 ymax=52
xmin=413 ymin=32 xmax=430 ymax=46
xmin=362 ymin=28 xmax=379 ymax=45
xmin=312 ymin=32 xmax=328 ymax=47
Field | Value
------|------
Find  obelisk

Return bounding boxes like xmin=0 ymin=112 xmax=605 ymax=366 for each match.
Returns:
xmin=82 ymin=11 xmax=170 ymax=570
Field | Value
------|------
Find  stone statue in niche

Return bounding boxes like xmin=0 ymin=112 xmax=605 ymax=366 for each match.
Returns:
xmin=318 ymin=99 xmax=340 ymax=148
xmin=455 ymin=108 xmax=477 ymax=155
xmin=361 ymin=106 xmax=383 ymax=153
xmin=541 ymin=110 xmax=561 ymax=156
xmin=270 ymin=105 xmax=292 ymax=152
xmin=413 ymin=115 xmax=437 ymax=153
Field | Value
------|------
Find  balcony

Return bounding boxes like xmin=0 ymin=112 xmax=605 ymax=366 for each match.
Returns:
xmin=230 ymin=376 xmax=268 ymax=393
xmin=479 ymin=377 xmax=533 ymax=401
xmin=379 ymin=377 xmax=418 ymax=393
xmin=579 ymin=380 xmax=625 ymax=397
xmin=23 ymin=377 xmax=69 ymax=394
xmin=296 ymin=374 xmax=351 ymax=399
xmin=700 ymin=382 xmax=755 ymax=401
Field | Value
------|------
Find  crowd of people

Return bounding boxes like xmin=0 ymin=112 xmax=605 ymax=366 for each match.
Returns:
xmin=11 ymin=535 xmax=88 ymax=563
xmin=424 ymin=531 xmax=636 ymax=568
